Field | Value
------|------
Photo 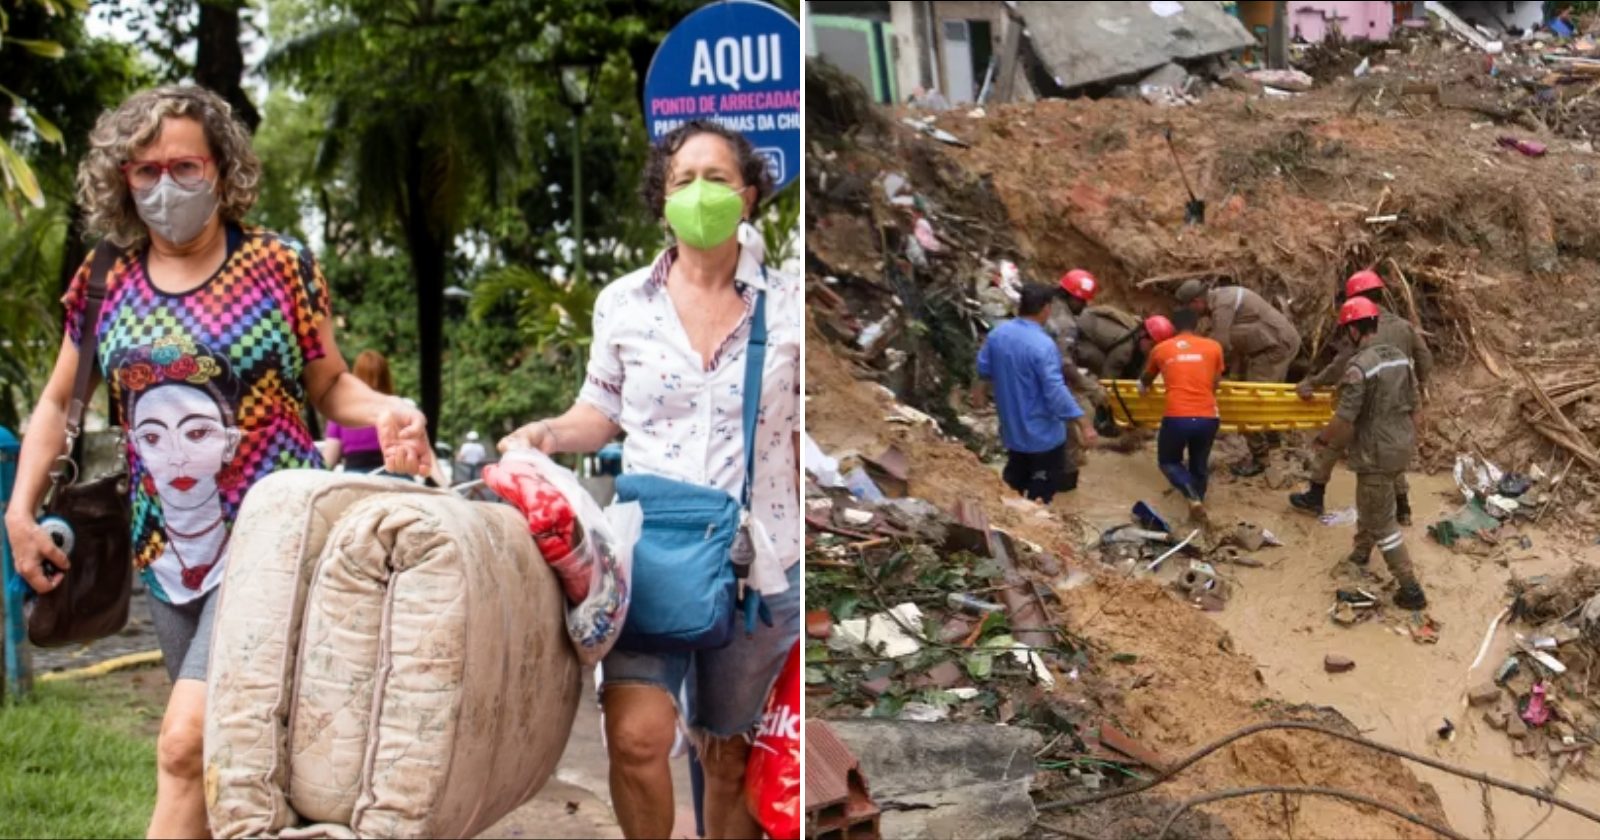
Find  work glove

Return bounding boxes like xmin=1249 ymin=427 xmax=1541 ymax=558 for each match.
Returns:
xmin=1296 ymin=380 xmax=1315 ymax=401
xmin=482 ymin=461 xmax=584 ymax=600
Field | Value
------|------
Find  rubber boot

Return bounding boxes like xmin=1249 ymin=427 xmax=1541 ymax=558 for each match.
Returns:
xmin=1289 ymin=482 xmax=1326 ymax=516
xmin=1395 ymin=493 xmax=1412 ymax=527
xmin=1346 ymin=547 xmax=1370 ymax=567
xmin=1382 ymin=543 xmax=1427 ymax=609
xmin=1230 ymin=458 xmax=1266 ymax=478
xmin=1394 ymin=581 xmax=1428 ymax=610
xmin=1188 ymin=498 xmax=1209 ymax=526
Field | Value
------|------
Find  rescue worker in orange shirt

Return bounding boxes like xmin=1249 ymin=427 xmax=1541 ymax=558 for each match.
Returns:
xmin=1175 ymin=279 xmax=1302 ymax=477
xmin=1138 ymin=309 xmax=1223 ymax=524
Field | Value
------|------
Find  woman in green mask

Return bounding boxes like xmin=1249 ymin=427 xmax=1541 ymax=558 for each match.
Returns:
xmin=499 ymin=120 xmax=801 ymax=839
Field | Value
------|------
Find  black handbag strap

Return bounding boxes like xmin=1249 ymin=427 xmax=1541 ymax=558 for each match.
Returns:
xmin=54 ymin=242 xmax=119 ymax=490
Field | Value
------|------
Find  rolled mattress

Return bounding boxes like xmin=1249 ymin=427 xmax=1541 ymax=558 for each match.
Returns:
xmin=204 ymin=470 xmax=581 ymax=838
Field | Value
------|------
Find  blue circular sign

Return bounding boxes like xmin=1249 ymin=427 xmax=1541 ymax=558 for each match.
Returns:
xmin=644 ymin=0 xmax=801 ymax=191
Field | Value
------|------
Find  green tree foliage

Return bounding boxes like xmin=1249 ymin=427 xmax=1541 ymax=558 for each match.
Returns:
xmin=0 ymin=1 xmax=145 ymax=429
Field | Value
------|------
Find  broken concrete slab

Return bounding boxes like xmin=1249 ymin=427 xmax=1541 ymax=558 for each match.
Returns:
xmin=1139 ymin=62 xmax=1189 ymax=92
xmin=1508 ymin=715 xmax=1530 ymax=739
xmin=828 ymin=720 xmax=1041 ymax=840
xmin=1484 ymin=708 xmax=1509 ymax=730
xmin=1016 ymin=1 xmax=1253 ymax=94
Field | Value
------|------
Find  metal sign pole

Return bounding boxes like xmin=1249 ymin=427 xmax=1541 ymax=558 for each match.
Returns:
xmin=0 ymin=427 xmax=31 ymax=699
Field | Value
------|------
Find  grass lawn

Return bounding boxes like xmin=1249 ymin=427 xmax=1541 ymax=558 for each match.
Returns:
xmin=0 ymin=667 xmax=167 ymax=839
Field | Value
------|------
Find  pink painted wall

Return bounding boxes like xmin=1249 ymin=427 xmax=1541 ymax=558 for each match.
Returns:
xmin=1288 ymin=1 xmax=1394 ymax=42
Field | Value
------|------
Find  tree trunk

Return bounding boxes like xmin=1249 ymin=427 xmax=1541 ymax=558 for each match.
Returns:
xmin=194 ymin=0 xmax=260 ymax=133
xmin=402 ymin=142 xmax=445 ymax=448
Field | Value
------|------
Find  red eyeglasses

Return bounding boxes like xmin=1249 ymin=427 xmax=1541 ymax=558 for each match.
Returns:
xmin=119 ymin=156 xmax=213 ymax=191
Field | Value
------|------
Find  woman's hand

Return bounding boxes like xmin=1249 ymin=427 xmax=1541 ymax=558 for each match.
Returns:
xmin=376 ymin=402 xmax=433 ymax=476
xmin=499 ymin=419 xmax=560 ymax=455
xmin=5 ymin=510 xmax=68 ymax=594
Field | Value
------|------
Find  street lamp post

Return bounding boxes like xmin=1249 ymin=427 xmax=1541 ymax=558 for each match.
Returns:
xmin=559 ymin=62 xmax=601 ymax=284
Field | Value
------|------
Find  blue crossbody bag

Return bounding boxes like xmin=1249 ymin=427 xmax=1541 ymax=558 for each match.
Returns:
xmin=613 ymin=285 xmax=767 ymax=653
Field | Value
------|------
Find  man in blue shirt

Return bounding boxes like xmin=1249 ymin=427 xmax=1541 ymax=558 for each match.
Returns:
xmin=978 ymin=283 xmax=1098 ymax=503
xmin=1551 ymin=4 xmax=1577 ymax=38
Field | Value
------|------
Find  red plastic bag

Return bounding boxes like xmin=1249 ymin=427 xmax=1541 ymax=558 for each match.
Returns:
xmin=746 ymin=641 xmax=801 ymax=840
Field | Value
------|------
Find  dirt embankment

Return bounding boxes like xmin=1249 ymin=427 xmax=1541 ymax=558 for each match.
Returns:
xmin=806 ymin=333 xmax=1448 ymax=839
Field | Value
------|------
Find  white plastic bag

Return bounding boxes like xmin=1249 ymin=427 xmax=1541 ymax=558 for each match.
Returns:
xmin=488 ymin=449 xmax=632 ymax=667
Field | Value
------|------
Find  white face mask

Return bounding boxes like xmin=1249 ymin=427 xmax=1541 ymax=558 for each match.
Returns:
xmin=134 ymin=173 xmax=219 ymax=245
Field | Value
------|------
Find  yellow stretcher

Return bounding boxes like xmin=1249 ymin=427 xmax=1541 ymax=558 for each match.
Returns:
xmin=1100 ymin=380 xmax=1336 ymax=433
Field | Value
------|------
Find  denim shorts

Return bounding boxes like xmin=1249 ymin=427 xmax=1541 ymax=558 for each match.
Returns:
xmin=601 ymin=561 xmax=800 ymax=739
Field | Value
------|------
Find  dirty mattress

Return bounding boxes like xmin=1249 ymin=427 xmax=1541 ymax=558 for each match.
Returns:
xmin=204 ymin=470 xmax=580 ymax=838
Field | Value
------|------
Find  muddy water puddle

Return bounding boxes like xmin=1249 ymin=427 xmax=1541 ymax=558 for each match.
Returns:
xmin=1059 ymin=448 xmax=1600 ymax=839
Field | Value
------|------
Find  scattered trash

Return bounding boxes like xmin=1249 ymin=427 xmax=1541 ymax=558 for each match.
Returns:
xmin=1132 ymin=500 xmax=1172 ymax=534
xmin=1245 ymin=68 xmax=1313 ymax=91
xmin=1497 ymin=136 xmax=1548 ymax=158
xmin=1494 ymin=655 xmax=1521 ymax=685
xmin=946 ymin=592 xmax=1006 ymax=616
xmin=1353 ymin=57 xmax=1371 ymax=77
xmin=1428 ymin=501 xmax=1500 ymax=547
xmin=1526 ymin=648 xmax=1567 ymax=675
xmin=899 ymin=116 xmax=967 ymax=147
xmin=1319 ymin=507 xmax=1358 ymax=527
xmin=1454 ymin=453 xmax=1504 ymax=500
xmin=836 ymin=603 xmax=925 ymax=659
xmin=844 ymin=467 xmax=885 ymax=503
xmin=1520 ymin=682 xmax=1551 ymax=726
xmin=1410 ymin=613 xmax=1442 ymax=644
xmin=1497 ymin=472 xmax=1535 ymax=497
xmin=841 ymin=509 xmax=876 ymax=527
xmin=897 ymin=702 xmax=950 ymax=723
xmin=1486 ymin=494 xmax=1520 ymax=518
xmin=1437 ymin=718 xmax=1456 ymax=741
xmin=804 ymin=434 xmax=847 ymax=488
xmin=914 ymin=215 xmax=944 ymax=253
xmin=881 ymin=172 xmax=908 ymax=202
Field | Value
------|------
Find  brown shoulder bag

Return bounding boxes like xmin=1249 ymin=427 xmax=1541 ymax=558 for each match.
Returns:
xmin=25 ymin=242 xmax=134 ymax=647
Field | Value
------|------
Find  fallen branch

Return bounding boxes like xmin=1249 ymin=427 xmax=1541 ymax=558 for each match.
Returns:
xmin=1036 ymin=720 xmax=1600 ymax=828
xmin=1155 ymin=785 xmax=1465 ymax=840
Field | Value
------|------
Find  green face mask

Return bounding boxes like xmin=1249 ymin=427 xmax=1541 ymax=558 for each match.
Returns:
xmin=663 ymin=178 xmax=745 ymax=250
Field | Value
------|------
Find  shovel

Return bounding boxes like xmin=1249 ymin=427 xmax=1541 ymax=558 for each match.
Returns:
xmin=1164 ymin=127 xmax=1206 ymax=225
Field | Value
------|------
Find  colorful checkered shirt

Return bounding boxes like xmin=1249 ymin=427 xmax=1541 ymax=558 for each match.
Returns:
xmin=63 ymin=225 xmax=330 ymax=604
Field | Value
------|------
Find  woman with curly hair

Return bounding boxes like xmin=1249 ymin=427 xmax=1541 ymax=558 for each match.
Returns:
xmin=499 ymin=120 xmax=802 ymax=839
xmin=3 ymin=85 xmax=434 ymax=837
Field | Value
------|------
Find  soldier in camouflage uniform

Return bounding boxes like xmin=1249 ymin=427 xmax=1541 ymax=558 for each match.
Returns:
xmin=1316 ymin=296 xmax=1428 ymax=610
xmin=1290 ymin=270 xmax=1433 ymax=524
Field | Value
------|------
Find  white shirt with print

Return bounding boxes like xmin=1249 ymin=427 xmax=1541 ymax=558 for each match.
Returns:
xmin=578 ymin=244 xmax=802 ymax=579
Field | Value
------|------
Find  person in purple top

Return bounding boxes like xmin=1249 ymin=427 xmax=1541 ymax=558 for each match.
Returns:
xmin=324 ymin=350 xmax=391 ymax=473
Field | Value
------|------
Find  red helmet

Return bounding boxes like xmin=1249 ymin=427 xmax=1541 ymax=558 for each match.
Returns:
xmin=1338 ymin=296 xmax=1381 ymax=326
xmin=1143 ymin=315 xmax=1175 ymax=344
xmin=1344 ymin=270 xmax=1384 ymax=299
xmin=1059 ymin=269 xmax=1098 ymax=303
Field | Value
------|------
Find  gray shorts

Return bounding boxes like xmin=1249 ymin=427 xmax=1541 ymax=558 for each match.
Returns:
xmin=148 ymin=587 xmax=219 ymax=683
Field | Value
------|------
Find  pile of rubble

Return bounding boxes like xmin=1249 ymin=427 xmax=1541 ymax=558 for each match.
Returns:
xmin=1462 ymin=566 xmax=1600 ymax=776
